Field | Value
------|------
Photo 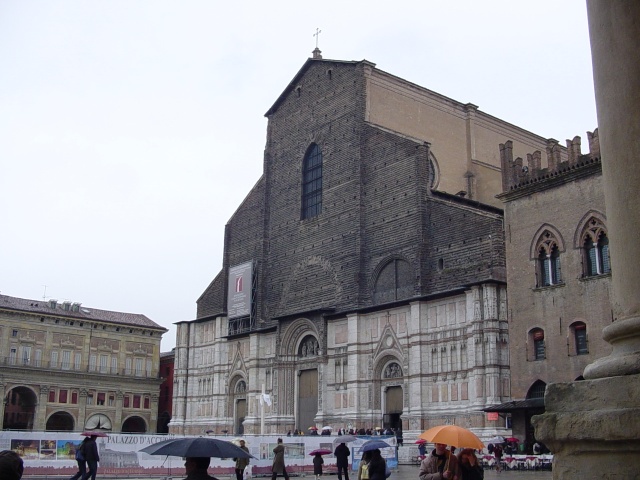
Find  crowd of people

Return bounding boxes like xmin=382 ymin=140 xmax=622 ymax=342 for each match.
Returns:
xmin=287 ymin=426 xmax=403 ymax=445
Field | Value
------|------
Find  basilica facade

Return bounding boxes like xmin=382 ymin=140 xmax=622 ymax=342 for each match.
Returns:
xmin=170 ymin=51 xmax=559 ymax=438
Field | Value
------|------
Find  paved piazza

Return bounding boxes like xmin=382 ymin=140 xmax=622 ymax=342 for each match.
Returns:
xmin=27 ymin=464 xmax=552 ymax=480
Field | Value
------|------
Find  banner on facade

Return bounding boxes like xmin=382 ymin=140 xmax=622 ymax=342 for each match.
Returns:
xmin=227 ymin=261 xmax=253 ymax=319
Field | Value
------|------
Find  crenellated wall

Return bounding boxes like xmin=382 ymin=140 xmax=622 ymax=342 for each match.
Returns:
xmin=500 ymin=129 xmax=600 ymax=192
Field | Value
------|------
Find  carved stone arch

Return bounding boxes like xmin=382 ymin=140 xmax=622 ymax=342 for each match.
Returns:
xmin=279 ymin=318 xmax=319 ymax=358
xmin=371 ymin=254 xmax=416 ymax=305
xmin=278 ymin=256 xmax=341 ymax=316
xmin=529 ymin=224 xmax=566 ymax=259
xmin=373 ymin=353 xmax=404 ymax=379
xmin=229 ymin=373 xmax=247 ymax=393
xmin=372 ymin=353 xmax=404 ymax=409
xmin=574 ymin=210 xmax=608 ymax=248
xmin=227 ymin=374 xmax=248 ymax=418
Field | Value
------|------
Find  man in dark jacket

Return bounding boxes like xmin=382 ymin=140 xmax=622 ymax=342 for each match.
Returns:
xmin=81 ymin=436 xmax=100 ymax=480
xmin=334 ymin=442 xmax=350 ymax=480
xmin=271 ymin=438 xmax=289 ymax=480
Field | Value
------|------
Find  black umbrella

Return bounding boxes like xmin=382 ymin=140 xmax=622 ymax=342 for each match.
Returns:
xmin=140 ymin=437 xmax=254 ymax=459
xmin=358 ymin=439 xmax=394 ymax=453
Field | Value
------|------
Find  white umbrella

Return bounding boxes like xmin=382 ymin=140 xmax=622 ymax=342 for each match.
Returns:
xmin=322 ymin=426 xmax=332 ymax=431
xmin=488 ymin=436 xmax=505 ymax=444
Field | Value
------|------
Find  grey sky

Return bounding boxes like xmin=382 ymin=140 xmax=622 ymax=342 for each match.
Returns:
xmin=0 ymin=1 xmax=596 ymax=351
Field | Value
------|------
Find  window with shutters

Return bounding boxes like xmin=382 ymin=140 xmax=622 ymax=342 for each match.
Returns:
xmin=569 ymin=321 xmax=589 ymax=355
xmin=529 ymin=328 xmax=546 ymax=361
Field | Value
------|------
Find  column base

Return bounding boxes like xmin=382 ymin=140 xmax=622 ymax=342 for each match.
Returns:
xmin=532 ymin=373 xmax=640 ymax=479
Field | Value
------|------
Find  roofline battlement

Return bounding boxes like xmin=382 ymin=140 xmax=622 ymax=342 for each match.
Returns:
xmin=500 ymin=128 xmax=600 ymax=192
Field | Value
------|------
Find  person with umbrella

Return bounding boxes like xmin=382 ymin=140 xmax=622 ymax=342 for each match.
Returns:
xmin=70 ymin=437 xmax=89 ymax=480
xmin=367 ymin=449 xmax=389 ymax=480
xmin=184 ymin=457 xmax=218 ymax=480
xmin=81 ymin=435 xmax=100 ymax=480
xmin=313 ymin=451 xmax=324 ymax=480
xmin=419 ymin=443 xmax=458 ymax=480
xmin=357 ymin=451 xmax=372 ymax=480
xmin=234 ymin=440 xmax=250 ymax=480
xmin=334 ymin=442 xmax=350 ymax=480
xmin=271 ymin=438 xmax=289 ymax=480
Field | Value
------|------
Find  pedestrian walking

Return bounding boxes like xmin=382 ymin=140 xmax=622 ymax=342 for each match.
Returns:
xmin=234 ymin=440 xmax=250 ymax=480
xmin=70 ymin=437 xmax=89 ymax=480
xmin=184 ymin=457 xmax=218 ymax=480
xmin=419 ymin=443 xmax=458 ymax=480
xmin=271 ymin=438 xmax=289 ymax=480
xmin=457 ymin=448 xmax=483 ymax=480
xmin=81 ymin=435 xmax=100 ymax=480
xmin=313 ymin=452 xmax=324 ymax=480
xmin=366 ymin=449 xmax=389 ymax=480
xmin=334 ymin=442 xmax=351 ymax=480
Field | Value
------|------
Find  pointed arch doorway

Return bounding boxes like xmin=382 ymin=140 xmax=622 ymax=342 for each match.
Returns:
xmin=298 ymin=369 xmax=318 ymax=431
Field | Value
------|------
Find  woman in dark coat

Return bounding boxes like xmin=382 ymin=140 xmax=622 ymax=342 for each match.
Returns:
xmin=313 ymin=453 xmax=324 ymax=480
xmin=366 ymin=449 xmax=388 ymax=480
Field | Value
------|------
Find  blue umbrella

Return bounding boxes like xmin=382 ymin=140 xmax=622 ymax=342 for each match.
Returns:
xmin=140 ymin=437 xmax=254 ymax=459
xmin=358 ymin=439 xmax=394 ymax=453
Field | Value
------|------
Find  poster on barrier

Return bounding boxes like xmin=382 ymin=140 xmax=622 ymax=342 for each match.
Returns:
xmin=0 ymin=432 xmax=398 ymax=477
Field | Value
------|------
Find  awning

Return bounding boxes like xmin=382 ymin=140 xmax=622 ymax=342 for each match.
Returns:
xmin=482 ymin=398 xmax=545 ymax=412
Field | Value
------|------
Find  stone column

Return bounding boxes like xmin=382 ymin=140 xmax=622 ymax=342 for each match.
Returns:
xmin=78 ymin=388 xmax=88 ymax=430
xmin=34 ymin=385 xmax=49 ymax=430
xmin=583 ymin=0 xmax=640 ymax=380
xmin=533 ymin=2 xmax=640 ymax=478
xmin=0 ymin=382 xmax=6 ymax=428
xmin=114 ymin=390 xmax=124 ymax=430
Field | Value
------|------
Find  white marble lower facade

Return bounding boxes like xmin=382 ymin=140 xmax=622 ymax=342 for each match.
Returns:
xmin=170 ymin=283 xmax=510 ymax=439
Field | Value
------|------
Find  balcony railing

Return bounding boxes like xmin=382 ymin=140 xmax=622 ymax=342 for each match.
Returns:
xmin=0 ymin=356 xmax=160 ymax=379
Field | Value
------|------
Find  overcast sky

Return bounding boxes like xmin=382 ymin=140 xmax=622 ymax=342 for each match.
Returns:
xmin=0 ymin=1 xmax=596 ymax=351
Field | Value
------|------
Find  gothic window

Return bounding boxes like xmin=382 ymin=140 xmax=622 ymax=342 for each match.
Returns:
xmin=529 ymin=328 xmax=545 ymax=361
xmin=582 ymin=218 xmax=611 ymax=277
xmin=298 ymin=335 xmax=319 ymax=357
xmin=301 ymin=143 xmax=323 ymax=219
xmin=535 ymin=230 xmax=562 ymax=287
xmin=383 ymin=362 xmax=403 ymax=378
xmin=570 ymin=322 xmax=589 ymax=355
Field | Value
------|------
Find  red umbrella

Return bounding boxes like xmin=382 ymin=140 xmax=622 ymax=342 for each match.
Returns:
xmin=309 ymin=449 xmax=332 ymax=456
xmin=82 ymin=431 xmax=109 ymax=437
xmin=506 ymin=437 xmax=519 ymax=443
xmin=415 ymin=439 xmax=427 ymax=444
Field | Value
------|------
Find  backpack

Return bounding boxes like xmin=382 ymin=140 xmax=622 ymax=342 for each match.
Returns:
xmin=75 ymin=443 xmax=85 ymax=461
xmin=360 ymin=463 xmax=369 ymax=480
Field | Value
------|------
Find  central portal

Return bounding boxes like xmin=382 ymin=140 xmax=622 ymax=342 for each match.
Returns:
xmin=298 ymin=369 xmax=318 ymax=431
